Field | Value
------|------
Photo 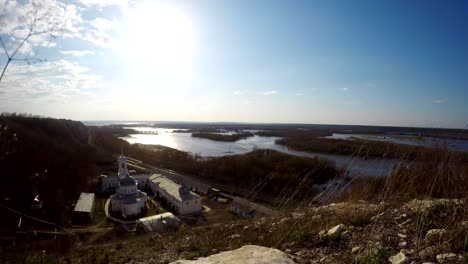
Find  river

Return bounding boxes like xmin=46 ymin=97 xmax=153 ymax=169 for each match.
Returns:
xmin=121 ymin=127 xmax=396 ymax=177
xmin=326 ymin=133 xmax=468 ymax=152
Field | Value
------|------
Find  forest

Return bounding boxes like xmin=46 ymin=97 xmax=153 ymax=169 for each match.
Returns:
xmin=275 ymin=135 xmax=468 ymax=161
xmin=0 ymin=114 xmax=104 ymax=227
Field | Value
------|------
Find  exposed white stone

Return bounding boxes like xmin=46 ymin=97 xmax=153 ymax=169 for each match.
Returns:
xmin=425 ymin=229 xmax=446 ymax=241
xmin=398 ymin=233 xmax=407 ymax=238
xmin=400 ymin=249 xmax=414 ymax=255
xmin=351 ymin=246 xmax=361 ymax=253
xmin=171 ymin=245 xmax=294 ymax=264
xmin=388 ymin=252 xmax=408 ymax=264
xmin=436 ymin=253 xmax=458 ymax=263
xmin=230 ymin=234 xmax=241 ymax=239
xmin=398 ymin=241 xmax=407 ymax=248
xmin=319 ymin=230 xmax=326 ymax=237
xmin=327 ymin=224 xmax=346 ymax=236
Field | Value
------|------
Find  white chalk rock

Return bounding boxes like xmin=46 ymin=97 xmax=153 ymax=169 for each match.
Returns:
xmin=388 ymin=252 xmax=408 ymax=264
xmin=171 ymin=245 xmax=294 ymax=264
xmin=327 ymin=224 xmax=347 ymax=236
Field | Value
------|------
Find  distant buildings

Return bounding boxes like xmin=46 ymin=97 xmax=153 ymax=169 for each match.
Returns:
xmin=109 ymin=155 xmax=148 ymax=218
xmin=149 ymin=174 xmax=203 ymax=215
xmin=73 ymin=193 xmax=95 ymax=223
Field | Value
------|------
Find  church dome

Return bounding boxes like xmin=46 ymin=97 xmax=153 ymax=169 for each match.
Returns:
xmin=120 ymin=175 xmax=136 ymax=186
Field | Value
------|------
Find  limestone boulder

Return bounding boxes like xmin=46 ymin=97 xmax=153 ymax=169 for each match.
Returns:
xmin=171 ymin=245 xmax=294 ymax=264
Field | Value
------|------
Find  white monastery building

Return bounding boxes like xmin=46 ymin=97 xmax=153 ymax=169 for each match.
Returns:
xmin=109 ymin=155 xmax=148 ymax=218
xmin=101 ymin=156 xmax=151 ymax=193
xmin=149 ymin=174 xmax=203 ymax=215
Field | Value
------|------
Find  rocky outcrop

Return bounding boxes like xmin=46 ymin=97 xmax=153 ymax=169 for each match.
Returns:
xmin=171 ymin=245 xmax=294 ymax=264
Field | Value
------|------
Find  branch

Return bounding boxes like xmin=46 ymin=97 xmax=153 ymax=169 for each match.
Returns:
xmin=0 ymin=16 xmax=10 ymax=58
xmin=0 ymin=36 xmax=10 ymax=58
xmin=0 ymin=0 xmax=65 ymax=85
xmin=9 ymin=32 xmax=32 ymax=60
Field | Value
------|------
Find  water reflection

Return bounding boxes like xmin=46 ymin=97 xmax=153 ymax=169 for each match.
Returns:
xmin=121 ymin=127 xmax=396 ymax=177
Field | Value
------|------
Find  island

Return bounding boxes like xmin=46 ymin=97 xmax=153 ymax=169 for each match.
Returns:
xmin=191 ymin=131 xmax=254 ymax=142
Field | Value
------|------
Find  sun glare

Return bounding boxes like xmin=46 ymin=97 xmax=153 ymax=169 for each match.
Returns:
xmin=121 ymin=2 xmax=197 ymax=77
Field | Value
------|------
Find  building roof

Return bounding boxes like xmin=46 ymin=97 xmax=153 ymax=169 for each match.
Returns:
xmin=137 ymin=212 xmax=181 ymax=232
xmin=120 ymin=175 xmax=137 ymax=186
xmin=74 ymin=193 xmax=95 ymax=213
xmin=149 ymin=174 xmax=201 ymax=202
xmin=232 ymin=196 xmax=254 ymax=212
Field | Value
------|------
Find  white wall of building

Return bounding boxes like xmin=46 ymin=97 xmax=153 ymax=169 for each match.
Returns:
xmin=149 ymin=176 xmax=203 ymax=215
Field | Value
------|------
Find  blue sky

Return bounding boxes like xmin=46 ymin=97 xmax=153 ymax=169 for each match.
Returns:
xmin=0 ymin=0 xmax=466 ymax=128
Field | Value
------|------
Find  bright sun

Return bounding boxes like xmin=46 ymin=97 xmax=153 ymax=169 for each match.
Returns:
xmin=121 ymin=2 xmax=197 ymax=77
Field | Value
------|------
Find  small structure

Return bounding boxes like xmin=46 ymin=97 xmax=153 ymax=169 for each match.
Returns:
xmin=73 ymin=193 xmax=95 ymax=223
xmin=231 ymin=196 xmax=255 ymax=218
xmin=137 ymin=212 xmax=182 ymax=233
xmin=149 ymin=174 xmax=202 ymax=215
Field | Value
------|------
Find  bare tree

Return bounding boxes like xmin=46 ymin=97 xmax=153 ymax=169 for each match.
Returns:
xmin=0 ymin=1 xmax=64 ymax=84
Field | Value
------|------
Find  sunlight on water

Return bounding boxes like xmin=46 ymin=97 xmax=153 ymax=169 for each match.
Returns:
xmin=120 ymin=127 xmax=397 ymax=177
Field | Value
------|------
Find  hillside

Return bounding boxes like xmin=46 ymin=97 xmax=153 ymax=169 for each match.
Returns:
xmin=0 ymin=114 xmax=103 ymax=226
xmin=4 ymin=198 xmax=466 ymax=263
xmin=0 ymin=116 xmax=467 ymax=263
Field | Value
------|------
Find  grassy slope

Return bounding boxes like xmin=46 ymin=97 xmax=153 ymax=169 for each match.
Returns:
xmin=7 ymin=199 xmax=466 ymax=263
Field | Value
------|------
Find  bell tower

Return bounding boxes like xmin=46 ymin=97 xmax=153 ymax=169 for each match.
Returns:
xmin=118 ymin=146 xmax=128 ymax=179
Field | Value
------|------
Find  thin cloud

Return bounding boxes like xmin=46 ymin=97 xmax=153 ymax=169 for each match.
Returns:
xmin=78 ymin=0 xmax=129 ymax=7
xmin=341 ymin=87 xmax=349 ymax=92
xmin=263 ymin=90 xmax=278 ymax=96
xmin=233 ymin=91 xmax=242 ymax=95
xmin=60 ymin=50 xmax=95 ymax=57
xmin=432 ymin=99 xmax=445 ymax=104
xmin=0 ymin=60 xmax=103 ymax=103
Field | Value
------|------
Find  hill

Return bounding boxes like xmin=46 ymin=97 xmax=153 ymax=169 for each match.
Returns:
xmin=0 ymin=114 xmax=102 ymax=226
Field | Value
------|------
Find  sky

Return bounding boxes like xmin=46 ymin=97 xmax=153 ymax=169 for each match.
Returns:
xmin=0 ymin=0 xmax=466 ymax=128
